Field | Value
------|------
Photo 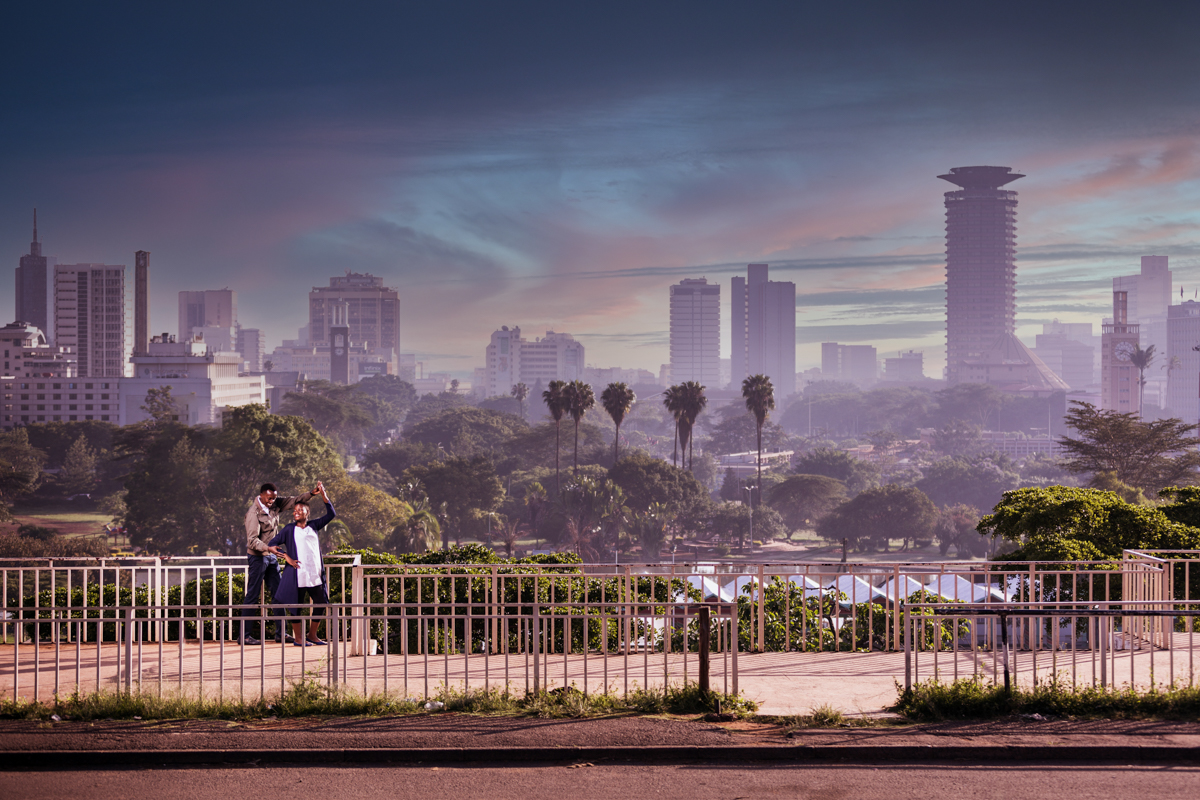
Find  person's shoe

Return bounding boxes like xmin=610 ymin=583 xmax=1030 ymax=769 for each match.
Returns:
xmin=294 ymin=640 xmax=313 ymax=647
xmin=273 ymin=634 xmax=296 ymax=644
xmin=241 ymin=636 xmax=262 ymax=646
xmin=306 ymin=637 xmax=328 ymax=646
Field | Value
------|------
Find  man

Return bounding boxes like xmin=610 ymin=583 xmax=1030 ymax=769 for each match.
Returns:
xmin=271 ymin=481 xmax=336 ymax=646
xmin=239 ymin=481 xmax=317 ymax=645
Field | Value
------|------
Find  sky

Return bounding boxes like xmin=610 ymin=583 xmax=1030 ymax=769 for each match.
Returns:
xmin=4 ymin=1 xmax=1200 ymax=381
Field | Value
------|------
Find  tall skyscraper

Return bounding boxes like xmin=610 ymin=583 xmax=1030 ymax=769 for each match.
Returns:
xmin=15 ymin=210 xmax=53 ymax=339
xmin=178 ymin=289 xmax=237 ymax=340
xmin=134 ymin=250 xmax=150 ymax=356
xmin=668 ymin=278 xmax=720 ymax=385
xmin=1167 ymin=300 xmax=1200 ymax=425
xmin=309 ymin=272 xmax=401 ymax=360
xmin=54 ymin=263 xmax=131 ymax=378
xmin=940 ymin=166 xmax=1023 ymax=384
xmin=730 ymin=264 xmax=796 ymax=395
xmin=821 ymin=342 xmax=878 ymax=386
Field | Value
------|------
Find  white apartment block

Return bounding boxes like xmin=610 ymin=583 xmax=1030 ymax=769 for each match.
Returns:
xmin=482 ymin=327 xmax=585 ymax=397
xmin=120 ymin=336 xmax=265 ymax=426
xmin=669 ymin=278 xmax=720 ymax=385
xmin=54 ymin=264 xmax=132 ymax=378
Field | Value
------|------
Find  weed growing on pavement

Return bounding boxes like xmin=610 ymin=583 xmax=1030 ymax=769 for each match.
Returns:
xmin=893 ymin=676 xmax=1200 ymax=721
xmin=0 ymin=679 xmax=755 ymax=722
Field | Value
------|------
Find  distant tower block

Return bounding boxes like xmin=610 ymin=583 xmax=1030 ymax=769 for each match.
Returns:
xmin=939 ymin=166 xmax=1024 ymax=384
xmin=134 ymin=250 xmax=150 ymax=356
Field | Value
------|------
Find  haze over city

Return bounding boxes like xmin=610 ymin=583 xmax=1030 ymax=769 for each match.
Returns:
xmin=5 ymin=1 xmax=1200 ymax=378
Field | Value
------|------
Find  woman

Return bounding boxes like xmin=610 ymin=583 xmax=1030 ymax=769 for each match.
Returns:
xmin=269 ymin=481 xmax=337 ymax=646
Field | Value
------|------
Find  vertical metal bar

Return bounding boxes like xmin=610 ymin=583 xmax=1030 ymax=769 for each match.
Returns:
xmin=757 ymin=564 xmax=765 ymax=653
xmin=699 ymin=605 xmax=710 ymax=698
xmin=532 ymin=606 xmax=540 ymax=694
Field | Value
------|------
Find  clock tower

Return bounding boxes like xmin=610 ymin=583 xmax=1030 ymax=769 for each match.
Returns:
xmin=1101 ymin=290 xmax=1141 ymax=414
xmin=330 ymin=302 xmax=350 ymax=385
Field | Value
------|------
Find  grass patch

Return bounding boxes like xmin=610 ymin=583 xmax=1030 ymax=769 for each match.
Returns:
xmin=0 ymin=679 xmax=755 ymax=722
xmin=893 ymin=677 xmax=1200 ymax=722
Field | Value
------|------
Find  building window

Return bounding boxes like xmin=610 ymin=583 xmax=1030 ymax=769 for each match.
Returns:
xmin=84 ymin=405 xmax=93 ymax=411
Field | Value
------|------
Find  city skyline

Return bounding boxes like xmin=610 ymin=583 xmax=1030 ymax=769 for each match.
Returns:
xmin=4 ymin=3 xmax=1200 ymax=380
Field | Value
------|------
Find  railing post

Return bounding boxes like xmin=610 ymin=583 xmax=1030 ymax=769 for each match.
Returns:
xmin=698 ymin=604 xmax=711 ymax=699
xmin=902 ymin=601 xmax=910 ymax=691
xmin=124 ymin=606 xmax=134 ymax=694
xmin=350 ymin=563 xmax=364 ymax=656
xmin=757 ymin=564 xmax=765 ymax=653
xmin=532 ymin=605 xmax=541 ymax=694
xmin=730 ymin=602 xmax=739 ymax=696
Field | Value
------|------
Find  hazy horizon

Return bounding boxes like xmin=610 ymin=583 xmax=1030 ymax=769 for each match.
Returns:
xmin=5 ymin=2 xmax=1200 ymax=381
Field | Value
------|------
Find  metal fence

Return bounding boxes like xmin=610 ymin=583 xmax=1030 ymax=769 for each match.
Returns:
xmin=2 ymin=598 xmax=740 ymax=704
xmin=3 ymin=551 xmax=1200 ymax=702
xmin=903 ymin=601 xmax=1200 ymax=692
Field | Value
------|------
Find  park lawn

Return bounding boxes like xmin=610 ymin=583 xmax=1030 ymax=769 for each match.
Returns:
xmin=5 ymin=509 xmax=112 ymax=539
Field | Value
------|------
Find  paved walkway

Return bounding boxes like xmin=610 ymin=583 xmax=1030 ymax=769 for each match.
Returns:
xmin=5 ymin=634 xmax=1199 ymax=714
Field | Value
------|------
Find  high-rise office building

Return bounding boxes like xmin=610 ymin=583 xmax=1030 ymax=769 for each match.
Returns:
xmin=668 ymin=278 xmax=720 ymax=385
xmin=54 ymin=263 xmax=131 ymax=378
xmin=330 ymin=303 xmax=350 ymax=385
xmin=821 ymin=342 xmax=878 ymax=386
xmin=134 ymin=251 xmax=150 ymax=356
xmin=883 ymin=350 xmax=925 ymax=382
xmin=1101 ymin=291 xmax=1140 ymax=414
xmin=309 ymin=272 xmax=400 ymax=363
xmin=236 ymin=327 xmax=265 ymax=372
xmin=1034 ymin=321 xmax=1096 ymax=390
xmin=730 ymin=264 xmax=796 ymax=396
xmin=178 ymin=289 xmax=237 ymax=340
xmin=940 ymin=166 xmax=1023 ymax=384
xmin=1167 ymin=300 xmax=1200 ymax=424
xmin=15 ymin=210 xmax=54 ymax=340
xmin=481 ymin=327 xmax=585 ymax=397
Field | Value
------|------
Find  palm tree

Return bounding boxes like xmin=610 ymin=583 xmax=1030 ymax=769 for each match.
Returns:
xmin=676 ymin=381 xmax=707 ymax=471
xmin=511 ymin=382 xmax=529 ymax=420
xmin=742 ymin=374 xmax=775 ymax=505
xmin=542 ymin=380 xmax=568 ymax=494
xmin=1130 ymin=344 xmax=1156 ymax=418
xmin=563 ymin=380 xmax=595 ymax=474
xmin=600 ymin=382 xmax=636 ymax=465
xmin=662 ymin=384 xmax=684 ymax=467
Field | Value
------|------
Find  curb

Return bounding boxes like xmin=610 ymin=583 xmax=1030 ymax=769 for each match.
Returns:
xmin=4 ymin=744 xmax=1200 ymax=769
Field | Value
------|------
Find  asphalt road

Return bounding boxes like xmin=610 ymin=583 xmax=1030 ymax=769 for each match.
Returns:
xmin=4 ymin=763 xmax=1199 ymax=800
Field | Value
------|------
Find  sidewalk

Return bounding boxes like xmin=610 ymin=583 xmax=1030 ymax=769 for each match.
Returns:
xmin=2 ymin=715 xmax=1199 ymax=767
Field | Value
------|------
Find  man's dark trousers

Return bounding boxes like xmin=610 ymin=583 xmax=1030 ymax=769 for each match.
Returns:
xmin=239 ymin=553 xmax=282 ymax=640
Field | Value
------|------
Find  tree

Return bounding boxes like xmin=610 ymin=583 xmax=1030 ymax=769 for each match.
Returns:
xmin=511 ymin=382 xmax=530 ymax=420
xmin=401 ymin=455 xmax=504 ymax=550
xmin=675 ymin=381 xmax=708 ymax=471
xmin=405 ymin=406 xmax=528 ymax=458
xmin=978 ymin=485 xmax=1200 ymax=561
xmin=817 ymin=484 xmax=938 ymax=552
xmin=934 ymin=504 xmax=986 ymax=557
xmin=742 ymin=374 xmax=775 ymax=504
xmin=142 ymin=385 xmax=181 ymax=424
xmin=542 ymin=380 xmax=568 ymax=494
xmin=562 ymin=380 xmax=595 ymax=475
xmin=1130 ymin=344 xmax=1156 ymax=418
xmin=355 ymin=462 xmax=398 ymax=496
xmin=386 ymin=506 xmax=440 ymax=554
xmin=280 ymin=390 xmax=376 ymax=454
xmin=600 ymin=382 xmax=636 ymax=464
xmin=362 ymin=441 xmax=443 ymax=480
xmin=324 ymin=477 xmax=410 ymax=550
xmin=932 ymin=419 xmax=982 ymax=457
xmin=662 ymin=384 xmax=683 ymax=468
xmin=767 ymin=474 xmax=847 ymax=536
xmin=1059 ymin=401 xmax=1200 ymax=491
xmin=706 ymin=413 xmax=788 ymax=455
xmin=792 ymin=448 xmax=880 ymax=495
xmin=608 ymin=452 xmax=712 ymax=522
xmin=0 ymin=427 xmax=46 ymax=520
xmin=935 ymin=384 xmax=1005 ymax=429
xmin=915 ymin=457 xmax=1019 ymax=512
xmin=60 ymin=435 xmax=99 ymax=496
xmin=628 ymin=502 xmax=672 ymax=559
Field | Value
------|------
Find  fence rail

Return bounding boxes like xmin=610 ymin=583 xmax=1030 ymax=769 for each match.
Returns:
xmin=902 ymin=601 xmax=1200 ymax=692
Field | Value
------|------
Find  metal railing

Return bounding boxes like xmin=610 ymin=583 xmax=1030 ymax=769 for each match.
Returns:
xmin=1 ymin=597 xmax=741 ymax=704
xmin=902 ymin=601 xmax=1200 ymax=692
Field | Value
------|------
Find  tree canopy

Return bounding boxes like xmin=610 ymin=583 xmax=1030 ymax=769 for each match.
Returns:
xmin=1059 ymin=401 xmax=1200 ymax=491
xmin=816 ymin=484 xmax=938 ymax=552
